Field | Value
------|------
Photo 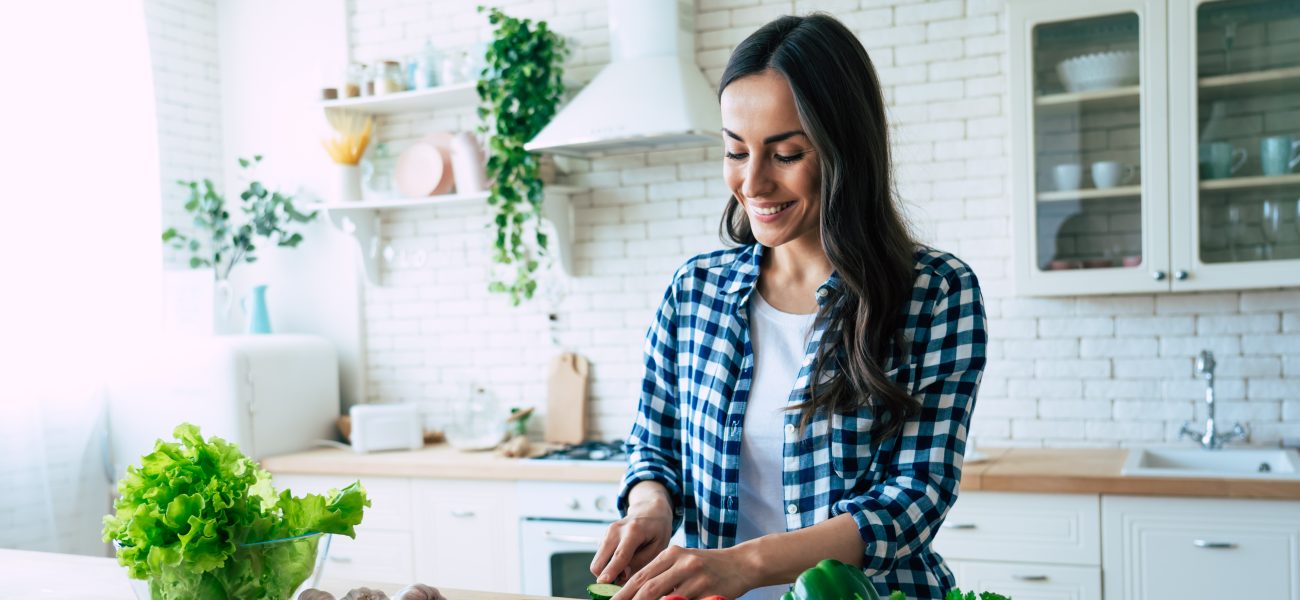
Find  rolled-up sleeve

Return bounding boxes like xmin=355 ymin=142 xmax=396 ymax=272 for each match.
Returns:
xmin=617 ymin=278 xmax=686 ymax=531
xmin=833 ymin=265 xmax=987 ymax=575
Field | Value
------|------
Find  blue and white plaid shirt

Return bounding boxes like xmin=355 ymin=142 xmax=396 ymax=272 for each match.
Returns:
xmin=618 ymin=243 xmax=987 ymax=600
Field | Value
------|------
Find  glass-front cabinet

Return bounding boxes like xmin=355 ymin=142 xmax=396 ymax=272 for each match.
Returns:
xmin=1012 ymin=0 xmax=1300 ymax=295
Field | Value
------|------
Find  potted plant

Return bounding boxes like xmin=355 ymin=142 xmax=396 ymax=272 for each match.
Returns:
xmin=161 ymin=155 xmax=317 ymax=332
xmin=476 ymin=6 xmax=569 ymax=305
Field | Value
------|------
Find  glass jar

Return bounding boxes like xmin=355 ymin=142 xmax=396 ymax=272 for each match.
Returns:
xmin=413 ymin=40 xmax=440 ymax=89
xmin=360 ymin=142 xmax=396 ymax=200
xmin=374 ymin=60 xmax=405 ymax=95
xmin=344 ymin=63 xmax=365 ymax=98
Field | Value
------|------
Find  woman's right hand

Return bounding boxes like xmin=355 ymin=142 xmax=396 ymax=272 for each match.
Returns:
xmin=590 ymin=482 xmax=675 ymax=585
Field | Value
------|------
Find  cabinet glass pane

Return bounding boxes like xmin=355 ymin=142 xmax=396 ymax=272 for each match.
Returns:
xmin=1197 ymin=0 xmax=1300 ymax=264
xmin=1032 ymin=14 xmax=1144 ymax=274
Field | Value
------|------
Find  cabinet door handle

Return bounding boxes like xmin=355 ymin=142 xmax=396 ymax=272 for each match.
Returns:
xmin=1174 ymin=270 xmax=1189 ymax=281
xmin=450 ymin=509 xmax=476 ymax=518
xmin=1012 ymin=575 xmax=1048 ymax=582
xmin=1193 ymin=539 xmax=1237 ymax=549
xmin=544 ymin=532 xmax=602 ymax=545
xmin=1152 ymin=270 xmax=1167 ymax=281
xmin=328 ymin=555 xmax=353 ymax=563
xmin=942 ymin=523 xmax=977 ymax=530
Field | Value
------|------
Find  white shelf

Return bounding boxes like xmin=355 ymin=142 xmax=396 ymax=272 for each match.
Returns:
xmin=1199 ymin=172 xmax=1300 ymax=192
xmin=1035 ymin=85 xmax=1140 ymax=112
xmin=310 ymin=185 xmax=583 ymax=286
xmin=320 ymin=82 xmax=478 ymax=115
xmin=1037 ymin=185 xmax=1142 ymax=202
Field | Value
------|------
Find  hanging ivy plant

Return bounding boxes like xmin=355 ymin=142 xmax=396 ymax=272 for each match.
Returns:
xmin=476 ymin=5 xmax=568 ymax=305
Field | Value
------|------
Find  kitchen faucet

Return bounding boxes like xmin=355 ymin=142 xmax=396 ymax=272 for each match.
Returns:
xmin=1179 ymin=350 xmax=1248 ymax=449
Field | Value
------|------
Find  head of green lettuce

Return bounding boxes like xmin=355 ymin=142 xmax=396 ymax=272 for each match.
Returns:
xmin=103 ymin=423 xmax=369 ymax=600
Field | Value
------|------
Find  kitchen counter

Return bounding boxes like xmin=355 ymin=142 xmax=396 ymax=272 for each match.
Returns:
xmin=261 ymin=442 xmax=625 ymax=483
xmin=263 ymin=444 xmax=1300 ymax=499
xmin=962 ymin=447 xmax=1300 ymax=499
xmin=0 ymin=548 xmax=562 ymax=600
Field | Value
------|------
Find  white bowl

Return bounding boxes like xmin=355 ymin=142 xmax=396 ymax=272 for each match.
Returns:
xmin=1056 ymin=50 xmax=1138 ymax=93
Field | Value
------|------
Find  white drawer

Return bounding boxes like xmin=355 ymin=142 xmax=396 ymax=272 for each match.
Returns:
xmin=271 ymin=474 xmax=411 ymax=531
xmin=932 ymin=492 xmax=1100 ymax=566
xmin=321 ymin=529 xmax=415 ymax=585
xmin=948 ymin=560 xmax=1101 ymax=600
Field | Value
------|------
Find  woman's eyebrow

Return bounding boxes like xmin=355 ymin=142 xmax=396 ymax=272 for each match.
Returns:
xmin=722 ymin=128 xmax=807 ymax=144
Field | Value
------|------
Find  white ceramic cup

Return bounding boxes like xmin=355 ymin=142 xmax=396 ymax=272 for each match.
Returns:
xmin=1091 ymin=161 xmax=1137 ymax=189
xmin=1054 ymin=164 xmax=1083 ymax=191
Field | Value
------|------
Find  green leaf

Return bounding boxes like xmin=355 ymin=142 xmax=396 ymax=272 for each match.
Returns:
xmin=238 ymin=158 xmax=249 ymax=168
xmin=162 ymin=229 xmax=177 ymax=242
xmin=189 ymin=257 xmax=203 ymax=268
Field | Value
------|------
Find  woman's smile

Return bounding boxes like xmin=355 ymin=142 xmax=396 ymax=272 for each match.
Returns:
xmin=749 ymin=200 xmax=797 ymax=221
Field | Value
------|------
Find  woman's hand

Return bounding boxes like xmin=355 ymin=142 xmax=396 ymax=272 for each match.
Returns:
xmin=591 ymin=483 xmax=675 ymax=585
xmin=609 ymin=545 xmax=755 ymax=600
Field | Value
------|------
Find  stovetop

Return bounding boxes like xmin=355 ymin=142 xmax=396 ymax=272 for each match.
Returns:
xmin=532 ymin=440 xmax=628 ymax=462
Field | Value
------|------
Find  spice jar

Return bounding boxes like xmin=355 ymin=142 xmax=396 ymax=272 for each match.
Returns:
xmin=374 ymin=60 xmax=405 ymax=95
xmin=344 ymin=63 xmax=365 ymax=98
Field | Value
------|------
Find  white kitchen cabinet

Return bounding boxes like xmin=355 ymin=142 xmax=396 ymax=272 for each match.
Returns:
xmin=1102 ymin=495 xmax=1300 ymax=600
xmin=270 ymin=474 xmax=416 ymax=584
xmin=945 ymin=560 xmax=1102 ymax=600
xmin=933 ymin=492 xmax=1101 ymax=598
xmin=1010 ymin=0 xmax=1300 ymax=295
xmin=934 ymin=492 xmax=1101 ymax=565
xmin=412 ymin=479 xmax=521 ymax=594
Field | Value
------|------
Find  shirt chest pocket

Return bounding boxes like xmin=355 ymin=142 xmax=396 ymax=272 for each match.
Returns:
xmin=829 ymin=412 xmax=879 ymax=486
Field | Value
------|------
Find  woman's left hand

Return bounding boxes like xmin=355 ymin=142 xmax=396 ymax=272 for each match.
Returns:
xmin=610 ymin=545 xmax=755 ymax=600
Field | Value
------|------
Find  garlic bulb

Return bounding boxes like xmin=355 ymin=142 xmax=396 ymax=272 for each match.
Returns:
xmin=298 ymin=590 xmax=336 ymax=600
xmin=394 ymin=584 xmax=446 ymax=600
xmin=341 ymin=588 xmax=390 ymax=600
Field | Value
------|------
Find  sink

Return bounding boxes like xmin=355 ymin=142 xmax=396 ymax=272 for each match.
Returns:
xmin=1122 ymin=447 xmax=1300 ymax=479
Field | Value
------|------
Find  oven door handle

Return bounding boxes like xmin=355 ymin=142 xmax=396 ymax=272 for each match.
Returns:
xmin=545 ymin=531 xmax=604 ymax=545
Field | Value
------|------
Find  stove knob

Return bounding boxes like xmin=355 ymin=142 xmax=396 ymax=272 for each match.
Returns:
xmin=594 ymin=496 xmax=611 ymax=512
xmin=567 ymin=498 xmax=581 ymax=511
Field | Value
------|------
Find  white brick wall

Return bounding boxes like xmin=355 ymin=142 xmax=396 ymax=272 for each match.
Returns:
xmin=339 ymin=0 xmax=1299 ymax=447
xmin=146 ymin=0 xmax=223 ymax=269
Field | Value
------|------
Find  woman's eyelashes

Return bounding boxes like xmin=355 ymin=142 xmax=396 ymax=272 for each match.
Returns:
xmin=724 ymin=150 xmax=807 ymax=163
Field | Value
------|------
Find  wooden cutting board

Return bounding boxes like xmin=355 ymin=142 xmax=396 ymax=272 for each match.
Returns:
xmin=544 ymin=352 xmax=589 ymax=445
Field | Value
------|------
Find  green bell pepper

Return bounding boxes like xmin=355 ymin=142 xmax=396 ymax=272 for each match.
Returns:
xmin=780 ymin=559 xmax=881 ymax=600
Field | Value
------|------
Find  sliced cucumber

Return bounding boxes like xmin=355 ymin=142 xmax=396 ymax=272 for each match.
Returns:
xmin=587 ymin=582 xmax=622 ymax=600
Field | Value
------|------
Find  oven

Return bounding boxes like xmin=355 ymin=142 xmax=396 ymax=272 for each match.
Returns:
xmin=518 ymin=480 xmax=622 ymax=598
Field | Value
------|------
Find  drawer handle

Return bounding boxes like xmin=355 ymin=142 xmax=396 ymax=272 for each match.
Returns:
xmin=1012 ymin=575 xmax=1048 ymax=582
xmin=328 ymin=556 xmax=353 ymax=564
xmin=450 ymin=510 xmax=476 ymax=518
xmin=943 ymin=523 xmax=977 ymax=530
xmin=544 ymin=532 xmax=602 ymax=545
xmin=1193 ymin=540 xmax=1237 ymax=550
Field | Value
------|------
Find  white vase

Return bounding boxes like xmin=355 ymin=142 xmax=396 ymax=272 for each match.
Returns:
xmin=449 ymin=132 xmax=488 ymax=194
xmin=213 ymin=278 xmax=241 ymax=335
xmin=337 ymin=164 xmax=363 ymax=202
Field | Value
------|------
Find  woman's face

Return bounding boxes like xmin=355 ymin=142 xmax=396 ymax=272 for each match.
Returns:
xmin=720 ymin=69 xmax=821 ymax=250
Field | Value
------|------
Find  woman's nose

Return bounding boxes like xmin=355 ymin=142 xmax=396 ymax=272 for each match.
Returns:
xmin=741 ymin=158 xmax=775 ymax=199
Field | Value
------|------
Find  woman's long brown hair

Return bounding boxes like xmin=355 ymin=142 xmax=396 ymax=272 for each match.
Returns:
xmin=719 ymin=13 xmax=920 ymax=438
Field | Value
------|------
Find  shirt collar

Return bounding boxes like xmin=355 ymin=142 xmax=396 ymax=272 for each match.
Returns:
xmin=723 ymin=243 xmax=843 ymax=307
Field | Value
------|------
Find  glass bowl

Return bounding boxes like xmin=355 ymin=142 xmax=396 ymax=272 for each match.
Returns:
xmin=119 ymin=532 xmax=333 ymax=600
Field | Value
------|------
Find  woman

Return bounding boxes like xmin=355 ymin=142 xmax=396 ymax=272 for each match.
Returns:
xmin=590 ymin=13 xmax=987 ymax=600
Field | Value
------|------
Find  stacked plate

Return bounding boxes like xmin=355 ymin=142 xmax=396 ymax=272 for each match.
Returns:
xmin=1055 ymin=50 xmax=1138 ymax=93
xmin=395 ymin=132 xmax=456 ymax=197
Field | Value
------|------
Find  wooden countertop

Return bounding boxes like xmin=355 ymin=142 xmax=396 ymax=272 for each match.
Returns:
xmin=261 ymin=442 xmax=625 ymax=483
xmin=0 ymin=548 xmax=560 ymax=600
xmin=262 ymin=444 xmax=1300 ymax=500
xmin=962 ymin=447 xmax=1300 ymax=499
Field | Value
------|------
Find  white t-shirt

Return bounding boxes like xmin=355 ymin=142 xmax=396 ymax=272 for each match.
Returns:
xmin=737 ymin=291 xmax=816 ymax=600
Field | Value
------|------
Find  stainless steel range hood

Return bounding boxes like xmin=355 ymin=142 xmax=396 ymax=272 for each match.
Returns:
xmin=524 ymin=0 xmax=721 ymax=157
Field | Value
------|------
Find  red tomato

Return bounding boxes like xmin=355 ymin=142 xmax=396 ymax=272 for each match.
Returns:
xmin=659 ymin=596 xmax=688 ymax=600
xmin=699 ymin=596 xmax=728 ymax=600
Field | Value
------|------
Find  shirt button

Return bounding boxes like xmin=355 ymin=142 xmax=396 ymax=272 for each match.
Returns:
xmin=785 ymin=423 xmax=796 ymax=436
xmin=787 ymin=503 xmax=798 ymax=515
xmin=816 ymin=288 xmax=829 ymax=298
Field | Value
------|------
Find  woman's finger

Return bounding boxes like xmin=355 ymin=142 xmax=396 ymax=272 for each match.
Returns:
xmin=628 ymin=560 xmax=686 ymax=600
xmin=590 ymin=524 xmax=620 ymax=577
xmin=611 ymin=548 xmax=675 ymax=600
xmin=598 ymin=535 xmax=639 ymax=584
